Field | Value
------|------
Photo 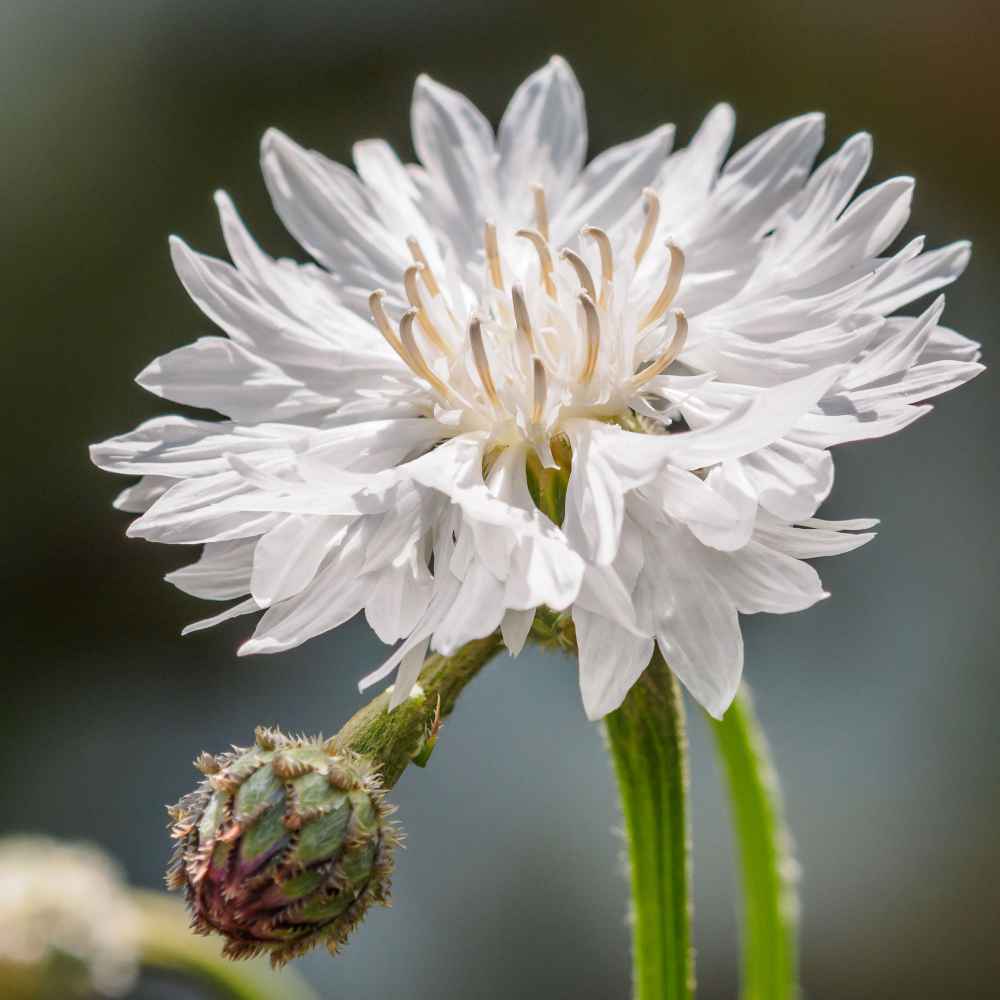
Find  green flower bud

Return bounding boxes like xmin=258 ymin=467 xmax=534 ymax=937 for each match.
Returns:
xmin=167 ymin=727 xmax=398 ymax=967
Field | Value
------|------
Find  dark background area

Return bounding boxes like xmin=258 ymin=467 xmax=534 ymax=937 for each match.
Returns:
xmin=2 ymin=1 xmax=997 ymax=997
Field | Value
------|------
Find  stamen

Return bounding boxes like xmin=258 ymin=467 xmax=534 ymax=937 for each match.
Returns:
xmin=403 ymin=263 xmax=450 ymax=355
xmin=531 ymin=356 xmax=547 ymax=424
xmin=578 ymin=292 xmax=601 ymax=385
xmin=515 ymin=228 xmax=557 ymax=297
xmin=405 ymin=236 xmax=441 ymax=297
xmin=581 ymin=227 xmax=613 ymax=304
xmin=631 ymin=310 xmax=688 ymax=388
xmin=468 ymin=317 xmax=501 ymax=408
xmin=511 ymin=285 xmax=535 ymax=350
xmin=531 ymin=183 xmax=550 ymax=243
xmin=484 ymin=221 xmax=504 ymax=291
xmin=368 ymin=290 xmax=409 ymax=364
xmin=561 ymin=249 xmax=597 ymax=302
xmin=399 ymin=309 xmax=451 ymax=398
xmin=641 ymin=241 xmax=685 ymax=329
xmin=634 ymin=188 xmax=660 ymax=267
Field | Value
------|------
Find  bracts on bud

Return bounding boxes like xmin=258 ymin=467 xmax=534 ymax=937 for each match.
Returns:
xmin=166 ymin=726 xmax=399 ymax=967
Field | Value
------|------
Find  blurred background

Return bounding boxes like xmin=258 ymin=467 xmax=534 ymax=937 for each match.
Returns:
xmin=2 ymin=0 xmax=997 ymax=996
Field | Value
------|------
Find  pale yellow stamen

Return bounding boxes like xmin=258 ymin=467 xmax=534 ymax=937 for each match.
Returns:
xmin=403 ymin=263 xmax=450 ymax=355
xmin=405 ymin=236 xmax=441 ymax=297
xmin=399 ymin=309 xmax=451 ymax=398
xmin=511 ymin=284 xmax=535 ymax=351
xmin=531 ymin=356 xmax=547 ymax=424
xmin=531 ymin=183 xmax=550 ymax=243
xmin=634 ymin=188 xmax=660 ymax=267
xmin=561 ymin=249 xmax=597 ymax=302
xmin=484 ymin=221 xmax=504 ymax=291
xmin=641 ymin=241 xmax=685 ymax=329
xmin=631 ymin=310 xmax=688 ymax=387
xmin=516 ymin=228 xmax=557 ymax=297
xmin=369 ymin=290 xmax=410 ymax=364
xmin=581 ymin=226 xmax=613 ymax=304
xmin=578 ymin=292 xmax=601 ymax=385
xmin=468 ymin=317 xmax=501 ymax=408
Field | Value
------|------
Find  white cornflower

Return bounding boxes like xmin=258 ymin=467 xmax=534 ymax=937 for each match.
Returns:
xmin=92 ymin=57 xmax=982 ymax=720
xmin=0 ymin=837 xmax=139 ymax=997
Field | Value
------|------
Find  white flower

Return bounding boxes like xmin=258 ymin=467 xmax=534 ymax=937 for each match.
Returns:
xmin=0 ymin=837 xmax=139 ymax=997
xmin=92 ymin=57 xmax=982 ymax=720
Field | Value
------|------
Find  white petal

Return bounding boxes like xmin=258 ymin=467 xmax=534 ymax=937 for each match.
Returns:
xmin=250 ymin=514 xmax=349 ymax=608
xmin=166 ymin=540 xmax=255 ymax=600
xmin=498 ymin=56 xmax=587 ymax=212
xmin=500 ymin=608 xmax=535 ymax=656
xmin=410 ymin=74 xmax=498 ymax=254
xmin=112 ymin=475 xmax=172 ymax=512
xmin=574 ymin=608 xmax=655 ymax=721
xmin=136 ymin=337 xmax=329 ymax=422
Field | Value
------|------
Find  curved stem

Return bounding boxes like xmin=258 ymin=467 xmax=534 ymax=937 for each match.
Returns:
xmin=333 ymin=633 xmax=504 ymax=788
xmin=134 ymin=891 xmax=316 ymax=1000
xmin=709 ymin=685 xmax=798 ymax=1000
xmin=604 ymin=647 xmax=693 ymax=1000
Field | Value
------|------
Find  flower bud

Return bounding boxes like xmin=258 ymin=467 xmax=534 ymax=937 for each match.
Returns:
xmin=167 ymin=728 xmax=398 ymax=966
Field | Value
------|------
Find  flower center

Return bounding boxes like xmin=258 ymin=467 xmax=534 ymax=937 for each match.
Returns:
xmin=367 ymin=185 xmax=688 ymax=459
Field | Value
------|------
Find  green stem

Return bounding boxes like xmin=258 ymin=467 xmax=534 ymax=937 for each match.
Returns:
xmin=333 ymin=633 xmax=504 ymax=788
xmin=604 ymin=647 xmax=693 ymax=1000
xmin=708 ymin=685 xmax=798 ymax=1000
xmin=134 ymin=891 xmax=316 ymax=1000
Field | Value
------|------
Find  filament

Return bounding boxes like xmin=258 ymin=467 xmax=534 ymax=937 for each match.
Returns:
xmin=399 ymin=310 xmax=451 ymax=398
xmin=561 ymin=249 xmax=597 ymax=302
xmin=581 ymin=226 xmax=613 ymax=304
xmin=631 ymin=310 xmax=688 ymax=387
xmin=531 ymin=183 xmax=550 ymax=243
xmin=634 ymin=188 xmax=660 ymax=267
xmin=468 ymin=317 xmax=501 ymax=408
xmin=511 ymin=285 xmax=535 ymax=350
xmin=641 ymin=241 xmax=685 ymax=329
xmin=531 ymin=356 xmax=547 ymax=424
xmin=484 ymin=221 xmax=504 ymax=291
xmin=516 ymin=228 xmax=557 ymax=297
xmin=578 ymin=292 xmax=601 ymax=385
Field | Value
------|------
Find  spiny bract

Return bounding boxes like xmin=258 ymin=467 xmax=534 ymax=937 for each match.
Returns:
xmin=167 ymin=727 xmax=398 ymax=966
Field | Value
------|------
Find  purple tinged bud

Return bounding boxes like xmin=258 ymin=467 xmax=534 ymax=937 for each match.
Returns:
xmin=166 ymin=729 xmax=398 ymax=967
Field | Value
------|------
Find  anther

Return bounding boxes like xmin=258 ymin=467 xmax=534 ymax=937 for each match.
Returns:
xmin=578 ymin=292 xmax=601 ymax=385
xmin=531 ymin=356 xmax=547 ymax=424
xmin=631 ymin=309 xmax=688 ymax=387
xmin=511 ymin=285 xmax=535 ymax=350
xmin=399 ymin=310 xmax=451 ymax=398
xmin=468 ymin=317 xmax=501 ymax=408
xmin=561 ymin=249 xmax=597 ymax=302
xmin=515 ymin=229 xmax=557 ymax=297
xmin=405 ymin=236 xmax=441 ymax=297
xmin=581 ymin=227 xmax=613 ymax=304
xmin=634 ymin=188 xmax=661 ymax=267
xmin=531 ymin=183 xmax=550 ymax=243
xmin=484 ymin=221 xmax=504 ymax=291
xmin=641 ymin=241 xmax=685 ymax=329
xmin=404 ymin=264 xmax=450 ymax=355
xmin=369 ymin=290 xmax=410 ymax=364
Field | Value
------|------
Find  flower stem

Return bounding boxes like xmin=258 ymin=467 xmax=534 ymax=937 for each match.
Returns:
xmin=604 ymin=646 xmax=693 ymax=1000
xmin=333 ymin=633 xmax=504 ymax=788
xmin=708 ymin=685 xmax=798 ymax=1000
xmin=134 ymin=891 xmax=316 ymax=1000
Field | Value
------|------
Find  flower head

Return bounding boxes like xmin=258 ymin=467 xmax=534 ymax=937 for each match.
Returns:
xmin=0 ymin=836 xmax=139 ymax=998
xmin=92 ymin=57 xmax=982 ymax=720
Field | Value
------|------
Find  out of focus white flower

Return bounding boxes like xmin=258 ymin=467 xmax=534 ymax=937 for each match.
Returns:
xmin=0 ymin=836 xmax=139 ymax=997
xmin=92 ymin=57 xmax=982 ymax=720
